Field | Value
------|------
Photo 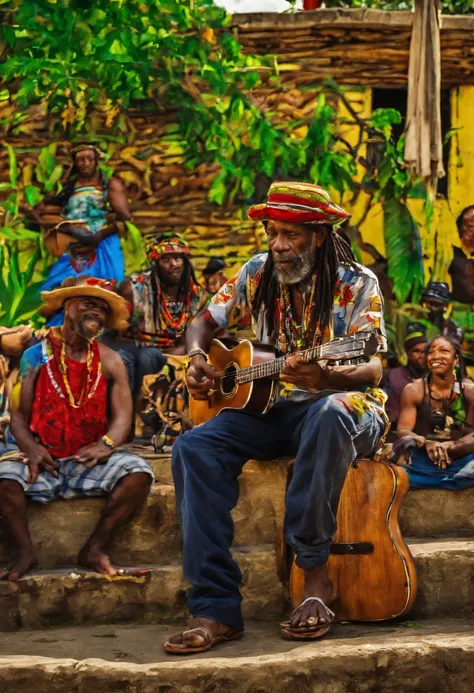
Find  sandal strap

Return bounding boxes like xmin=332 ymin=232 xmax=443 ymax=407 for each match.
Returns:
xmin=294 ymin=597 xmax=335 ymax=620
xmin=182 ymin=627 xmax=211 ymax=643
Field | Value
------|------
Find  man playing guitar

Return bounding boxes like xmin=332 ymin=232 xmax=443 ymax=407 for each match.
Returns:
xmin=164 ymin=182 xmax=387 ymax=654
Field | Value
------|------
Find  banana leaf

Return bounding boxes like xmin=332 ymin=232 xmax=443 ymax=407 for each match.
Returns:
xmin=121 ymin=221 xmax=148 ymax=275
xmin=383 ymin=198 xmax=424 ymax=306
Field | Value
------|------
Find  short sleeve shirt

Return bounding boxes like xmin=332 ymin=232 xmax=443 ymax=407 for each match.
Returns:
xmin=207 ymin=253 xmax=387 ymax=352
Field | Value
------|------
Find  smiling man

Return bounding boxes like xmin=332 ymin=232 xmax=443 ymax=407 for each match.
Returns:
xmin=165 ymin=182 xmax=388 ymax=654
xmin=0 ymin=276 xmax=153 ymax=581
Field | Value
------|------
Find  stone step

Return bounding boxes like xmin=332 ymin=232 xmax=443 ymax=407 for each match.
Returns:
xmin=1 ymin=619 xmax=474 ymax=692
xmin=1 ymin=455 xmax=472 ymax=569
xmin=0 ymin=539 xmax=473 ymax=631
xmin=0 ymin=458 xmax=289 ymax=568
xmin=152 ymin=455 xmax=474 ymax=539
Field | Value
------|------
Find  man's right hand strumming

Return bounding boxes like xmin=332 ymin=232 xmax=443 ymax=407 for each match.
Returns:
xmin=186 ymin=354 xmax=220 ymax=400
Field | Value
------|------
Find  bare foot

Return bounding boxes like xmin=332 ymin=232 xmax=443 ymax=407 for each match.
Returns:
xmin=289 ymin=564 xmax=334 ymax=629
xmin=78 ymin=544 xmax=118 ymax=576
xmin=0 ymin=549 xmax=38 ymax=581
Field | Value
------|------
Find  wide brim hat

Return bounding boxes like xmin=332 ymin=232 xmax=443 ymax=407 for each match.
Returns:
xmin=248 ymin=181 xmax=350 ymax=226
xmin=40 ymin=276 xmax=130 ymax=331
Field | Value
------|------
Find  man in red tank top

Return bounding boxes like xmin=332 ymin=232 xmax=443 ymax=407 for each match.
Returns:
xmin=0 ymin=276 xmax=154 ymax=581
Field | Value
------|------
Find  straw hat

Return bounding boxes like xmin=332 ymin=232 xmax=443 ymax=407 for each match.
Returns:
xmin=40 ymin=276 xmax=130 ymax=331
xmin=248 ymin=181 xmax=350 ymax=226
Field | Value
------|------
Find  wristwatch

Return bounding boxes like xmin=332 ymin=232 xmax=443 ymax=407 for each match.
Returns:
xmin=101 ymin=435 xmax=115 ymax=450
xmin=187 ymin=348 xmax=208 ymax=361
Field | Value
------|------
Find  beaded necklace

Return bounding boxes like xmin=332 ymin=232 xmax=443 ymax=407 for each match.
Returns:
xmin=42 ymin=337 xmax=102 ymax=409
xmin=279 ymin=274 xmax=320 ymax=351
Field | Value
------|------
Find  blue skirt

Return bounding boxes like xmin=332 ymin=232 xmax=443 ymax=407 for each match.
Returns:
xmin=41 ymin=235 xmax=125 ymax=326
xmin=406 ymin=449 xmax=474 ymax=490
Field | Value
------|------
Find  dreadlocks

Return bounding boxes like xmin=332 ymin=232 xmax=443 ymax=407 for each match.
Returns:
xmin=252 ymin=227 xmax=356 ymax=343
xmin=152 ymin=254 xmax=200 ymax=302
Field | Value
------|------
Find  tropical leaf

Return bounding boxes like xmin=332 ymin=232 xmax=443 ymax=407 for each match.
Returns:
xmin=383 ymin=199 xmax=424 ymax=305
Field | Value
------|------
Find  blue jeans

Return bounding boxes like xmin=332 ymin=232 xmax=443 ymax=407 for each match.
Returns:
xmin=407 ymin=449 xmax=474 ymax=489
xmin=101 ymin=334 xmax=166 ymax=395
xmin=172 ymin=392 xmax=385 ymax=630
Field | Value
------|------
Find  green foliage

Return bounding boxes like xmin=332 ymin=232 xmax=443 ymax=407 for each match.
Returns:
xmin=367 ymin=109 xmax=425 ymax=304
xmin=0 ymin=144 xmax=53 ymax=325
xmin=382 ymin=199 xmax=424 ymax=305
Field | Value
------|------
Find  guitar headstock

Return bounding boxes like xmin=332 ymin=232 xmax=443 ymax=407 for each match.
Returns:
xmin=321 ymin=332 xmax=380 ymax=363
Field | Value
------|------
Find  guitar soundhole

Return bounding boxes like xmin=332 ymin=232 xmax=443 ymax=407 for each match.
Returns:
xmin=221 ymin=363 xmax=238 ymax=396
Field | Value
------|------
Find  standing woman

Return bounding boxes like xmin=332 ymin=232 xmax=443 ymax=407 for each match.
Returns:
xmin=39 ymin=143 xmax=131 ymax=293
xmin=394 ymin=336 xmax=474 ymax=489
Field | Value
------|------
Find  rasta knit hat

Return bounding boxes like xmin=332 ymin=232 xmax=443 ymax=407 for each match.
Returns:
xmin=248 ymin=181 xmax=350 ymax=227
xmin=404 ymin=322 xmax=428 ymax=351
xmin=146 ymin=234 xmax=190 ymax=262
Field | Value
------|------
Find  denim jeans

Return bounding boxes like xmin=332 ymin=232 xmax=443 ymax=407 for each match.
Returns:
xmin=101 ymin=333 xmax=166 ymax=395
xmin=172 ymin=392 xmax=385 ymax=630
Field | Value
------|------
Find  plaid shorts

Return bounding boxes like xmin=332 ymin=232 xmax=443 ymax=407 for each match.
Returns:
xmin=0 ymin=451 xmax=154 ymax=504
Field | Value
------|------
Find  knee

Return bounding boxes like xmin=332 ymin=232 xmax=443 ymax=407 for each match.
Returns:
xmin=0 ymin=478 xmax=25 ymax=497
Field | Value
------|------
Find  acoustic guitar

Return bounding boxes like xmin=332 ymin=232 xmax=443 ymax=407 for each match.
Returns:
xmin=189 ymin=331 xmax=378 ymax=426
xmin=289 ymin=460 xmax=418 ymax=621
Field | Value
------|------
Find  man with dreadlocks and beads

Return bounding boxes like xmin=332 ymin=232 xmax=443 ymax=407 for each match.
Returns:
xmin=105 ymin=234 xmax=206 ymax=446
xmin=164 ymin=182 xmax=388 ymax=654
xmin=29 ymin=144 xmax=134 ymax=317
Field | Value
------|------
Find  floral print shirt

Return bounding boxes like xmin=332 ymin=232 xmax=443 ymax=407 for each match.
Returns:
xmin=208 ymin=253 xmax=387 ymax=350
xmin=207 ymin=253 xmax=387 ymax=405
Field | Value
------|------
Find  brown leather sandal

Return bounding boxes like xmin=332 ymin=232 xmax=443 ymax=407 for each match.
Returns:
xmin=164 ymin=626 xmax=245 ymax=655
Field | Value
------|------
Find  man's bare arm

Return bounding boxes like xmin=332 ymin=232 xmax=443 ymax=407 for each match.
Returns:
xmin=185 ymin=312 xmax=225 ymax=400
xmin=11 ymin=366 xmax=58 ymax=480
xmin=396 ymin=382 xmax=424 ymax=438
xmin=101 ymin=346 xmax=133 ymax=447
xmin=325 ymin=355 xmax=383 ymax=389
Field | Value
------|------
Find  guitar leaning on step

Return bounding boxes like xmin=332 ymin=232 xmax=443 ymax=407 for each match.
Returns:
xmin=189 ymin=331 xmax=379 ymax=426
xmin=288 ymin=459 xmax=418 ymax=622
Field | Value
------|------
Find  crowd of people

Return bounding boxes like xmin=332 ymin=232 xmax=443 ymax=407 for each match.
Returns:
xmin=0 ymin=150 xmax=473 ymax=650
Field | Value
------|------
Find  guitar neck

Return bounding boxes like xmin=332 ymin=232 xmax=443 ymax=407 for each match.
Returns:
xmin=237 ymin=345 xmax=323 ymax=384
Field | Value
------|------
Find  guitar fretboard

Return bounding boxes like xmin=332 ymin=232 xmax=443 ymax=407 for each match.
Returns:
xmin=237 ymin=345 xmax=324 ymax=384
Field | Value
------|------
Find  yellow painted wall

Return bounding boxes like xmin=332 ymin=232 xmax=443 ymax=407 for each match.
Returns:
xmin=335 ymin=85 xmax=474 ymax=287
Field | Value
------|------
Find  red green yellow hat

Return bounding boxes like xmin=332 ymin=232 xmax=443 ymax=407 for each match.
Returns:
xmin=248 ymin=181 xmax=350 ymax=226
xmin=146 ymin=235 xmax=190 ymax=262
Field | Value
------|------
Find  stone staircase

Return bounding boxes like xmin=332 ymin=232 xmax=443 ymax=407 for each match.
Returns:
xmin=1 ymin=454 xmax=474 ymax=692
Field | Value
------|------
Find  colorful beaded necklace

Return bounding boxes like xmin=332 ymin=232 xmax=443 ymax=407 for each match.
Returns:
xmin=279 ymin=274 xmax=320 ymax=351
xmin=42 ymin=337 xmax=102 ymax=409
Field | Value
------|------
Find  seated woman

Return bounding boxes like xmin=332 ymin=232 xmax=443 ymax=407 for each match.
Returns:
xmin=35 ymin=144 xmax=131 ymax=316
xmin=394 ymin=336 xmax=474 ymax=489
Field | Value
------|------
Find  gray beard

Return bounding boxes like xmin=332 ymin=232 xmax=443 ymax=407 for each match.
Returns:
xmin=273 ymin=245 xmax=317 ymax=285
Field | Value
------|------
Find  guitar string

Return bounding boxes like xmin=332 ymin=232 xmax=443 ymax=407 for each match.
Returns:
xmin=218 ymin=334 xmax=371 ymax=385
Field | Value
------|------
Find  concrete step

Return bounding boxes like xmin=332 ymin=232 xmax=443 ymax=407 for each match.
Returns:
xmin=1 ymin=619 xmax=474 ymax=692
xmin=150 ymin=455 xmax=474 ymax=539
xmin=1 ymin=539 xmax=473 ymax=631
xmin=1 ymin=455 xmax=472 ymax=570
xmin=0 ymin=458 xmax=289 ymax=568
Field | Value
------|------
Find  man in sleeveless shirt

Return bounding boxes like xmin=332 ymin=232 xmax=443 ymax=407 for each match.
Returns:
xmin=164 ymin=182 xmax=388 ymax=653
xmin=0 ymin=276 xmax=153 ymax=581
